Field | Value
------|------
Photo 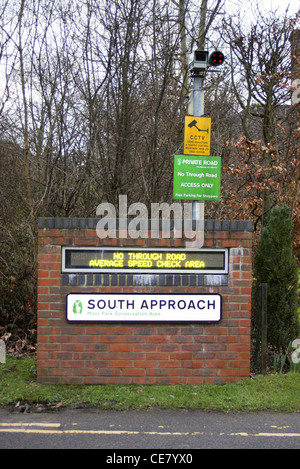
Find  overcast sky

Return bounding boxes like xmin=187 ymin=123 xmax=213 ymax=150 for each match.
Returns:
xmin=260 ymin=0 xmax=299 ymax=14
xmin=226 ymin=0 xmax=299 ymax=18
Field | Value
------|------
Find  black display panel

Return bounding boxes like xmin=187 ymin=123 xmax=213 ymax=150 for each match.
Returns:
xmin=62 ymin=247 xmax=228 ymax=274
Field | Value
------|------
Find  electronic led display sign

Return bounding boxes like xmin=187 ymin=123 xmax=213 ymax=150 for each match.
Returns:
xmin=62 ymin=247 xmax=228 ymax=274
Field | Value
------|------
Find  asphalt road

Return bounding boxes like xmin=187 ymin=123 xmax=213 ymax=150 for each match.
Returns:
xmin=0 ymin=407 xmax=299 ymax=450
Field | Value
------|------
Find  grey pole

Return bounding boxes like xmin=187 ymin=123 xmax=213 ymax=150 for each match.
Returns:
xmin=187 ymin=49 xmax=224 ymax=231
xmin=190 ymin=72 xmax=205 ymax=224
xmin=193 ymin=74 xmax=204 ymax=117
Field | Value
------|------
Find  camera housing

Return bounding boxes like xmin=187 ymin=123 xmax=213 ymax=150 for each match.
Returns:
xmin=188 ymin=50 xmax=209 ymax=72
xmin=189 ymin=50 xmax=224 ymax=73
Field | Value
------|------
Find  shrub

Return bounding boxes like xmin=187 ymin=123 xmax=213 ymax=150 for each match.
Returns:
xmin=253 ymin=204 xmax=299 ymax=354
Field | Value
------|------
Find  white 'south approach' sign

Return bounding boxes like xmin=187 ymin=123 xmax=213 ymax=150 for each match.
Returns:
xmin=67 ymin=293 xmax=222 ymax=323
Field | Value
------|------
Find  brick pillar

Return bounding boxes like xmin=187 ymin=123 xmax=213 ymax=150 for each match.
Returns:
xmin=37 ymin=218 xmax=252 ymax=385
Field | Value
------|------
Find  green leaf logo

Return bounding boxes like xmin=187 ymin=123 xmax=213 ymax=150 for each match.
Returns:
xmin=73 ymin=300 xmax=83 ymax=314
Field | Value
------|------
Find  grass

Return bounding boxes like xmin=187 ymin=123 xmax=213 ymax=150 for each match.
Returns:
xmin=0 ymin=355 xmax=299 ymax=412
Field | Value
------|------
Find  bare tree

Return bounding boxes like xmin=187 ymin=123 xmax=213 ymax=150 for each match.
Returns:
xmin=222 ymin=7 xmax=299 ymax=219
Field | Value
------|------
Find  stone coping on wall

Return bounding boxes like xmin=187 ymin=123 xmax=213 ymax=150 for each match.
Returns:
xmin=38 ymin=217 xmax=253 ymax=232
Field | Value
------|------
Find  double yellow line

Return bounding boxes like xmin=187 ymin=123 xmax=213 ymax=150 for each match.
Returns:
xmin=0 ymin=422 xmax=299 ymax=437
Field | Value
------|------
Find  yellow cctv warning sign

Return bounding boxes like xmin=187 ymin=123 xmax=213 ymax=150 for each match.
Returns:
xmin=184 ymin=116 xmax=211 ymax=155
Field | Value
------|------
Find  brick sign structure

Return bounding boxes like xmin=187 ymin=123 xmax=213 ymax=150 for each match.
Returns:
xmin=37 ymin=218 xmax=252 ymax=385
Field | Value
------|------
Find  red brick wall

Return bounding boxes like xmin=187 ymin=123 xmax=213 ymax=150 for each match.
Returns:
xmin=37 ymin=218 xmax=252 ymax=385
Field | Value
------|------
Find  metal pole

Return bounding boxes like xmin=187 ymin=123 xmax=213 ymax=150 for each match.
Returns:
xmin=193 ymin=74 xmax=204 ymax=117
xmin=260 ymin=283 xmax=268 ymax=375
xmin=191 ymin=73 xmax=205 ymax=225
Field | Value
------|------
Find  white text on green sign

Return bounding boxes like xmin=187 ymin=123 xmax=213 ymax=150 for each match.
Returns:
xmin=173 ymin=155 xmax=221 ymax=200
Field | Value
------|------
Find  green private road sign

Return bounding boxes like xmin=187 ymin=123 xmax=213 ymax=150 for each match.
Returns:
xmin=173 ymin=155 xmax=221 ymax=201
